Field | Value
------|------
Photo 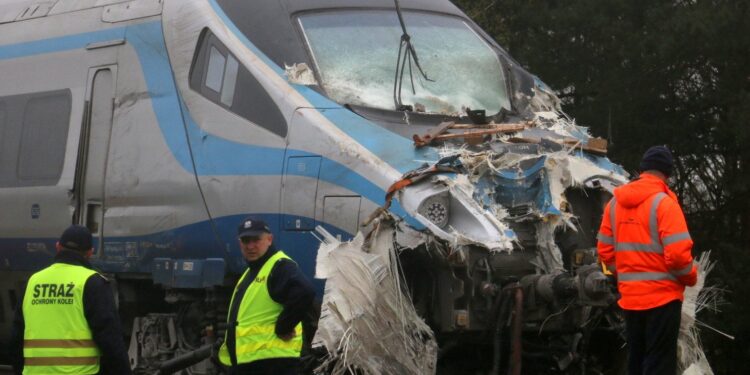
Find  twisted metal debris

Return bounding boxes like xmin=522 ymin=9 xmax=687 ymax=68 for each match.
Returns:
xmin=312 ymin=220 xmax=438 ymax=375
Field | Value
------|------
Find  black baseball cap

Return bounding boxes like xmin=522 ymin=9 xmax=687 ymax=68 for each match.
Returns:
xmin=237 ymin=217 xmax=271 ymax=238
xmin=59 ymin=225 xmax=93 ymax=252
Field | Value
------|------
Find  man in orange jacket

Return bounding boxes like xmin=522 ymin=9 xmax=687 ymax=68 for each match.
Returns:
xmin=597 ymin=145 xmax=697 ymax=375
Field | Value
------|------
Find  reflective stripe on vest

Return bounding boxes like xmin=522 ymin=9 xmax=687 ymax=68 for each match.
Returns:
xmin=219 ymin=251 xmax=303 ymax=366
xmin=614 ymin=242 xmax=662 ymax=253
xmin=611 ymin=192 xmax=685 ymax=284
xmin=610 ymin=197 xmax=617 ymax=243
xmin=648 ymin=193 xmax=667 ymax=247
xmin=22 ymin=263 xmax=101 ymax=374
xmin=663 ymin=232 xmax=691 ymax=246
xmin=671 ymin=261 xmax=695 ymax=276
xmin=597 ymin=233 xmax=614 ymax=245
xmin=618 ymin=272 xmax=677 ymax=282
xmin=613 ymin=193 xmax=667 ymax=255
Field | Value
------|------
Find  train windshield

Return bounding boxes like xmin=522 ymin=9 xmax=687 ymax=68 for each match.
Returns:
xmin=298 ymin=11 xmax=511 ymax=116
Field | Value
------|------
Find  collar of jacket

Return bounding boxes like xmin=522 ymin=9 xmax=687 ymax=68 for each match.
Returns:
xmin=54 ymin=249 xmax=94 ymax=270
xmin=615 ymin=173 xmax=678 ymax=208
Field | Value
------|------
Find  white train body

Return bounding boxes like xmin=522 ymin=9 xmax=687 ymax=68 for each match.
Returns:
xmin=0 ymin=1 xmax=628 ymax=373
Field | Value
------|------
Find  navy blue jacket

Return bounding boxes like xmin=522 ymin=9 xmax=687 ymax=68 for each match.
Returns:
xmin=9 ymin=250 xmax=132 ymax=375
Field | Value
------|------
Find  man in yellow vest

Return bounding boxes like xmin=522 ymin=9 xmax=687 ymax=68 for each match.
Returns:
xmin=9 ymin=225 xmax=131 ymax=375
xmin=219 ymin=217 xmax=315 ymax=375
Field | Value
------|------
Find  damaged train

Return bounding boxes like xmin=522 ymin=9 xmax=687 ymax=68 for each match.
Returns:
xmin=0 ymin=0 xmax=629 ymax=373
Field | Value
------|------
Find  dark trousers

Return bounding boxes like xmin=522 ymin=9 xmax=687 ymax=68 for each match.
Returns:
xmin=229 ymin=368 xmax=298 ymax=375
xmin=624 ymin=299 xmax=682 ymax=375
xmin=227 ymin=358 xmax=300 ymax=375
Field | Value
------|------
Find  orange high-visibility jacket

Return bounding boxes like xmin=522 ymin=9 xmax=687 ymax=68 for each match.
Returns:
xmin=597 ymin=174 xmax=698 ymax=310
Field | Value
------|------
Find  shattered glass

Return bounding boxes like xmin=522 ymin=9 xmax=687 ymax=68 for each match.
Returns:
xmin=299 ymin=11 xmax=511 ymax=115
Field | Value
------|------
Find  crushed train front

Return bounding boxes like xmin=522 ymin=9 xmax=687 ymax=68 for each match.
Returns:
xmin=231 ymin=0 xmax=633 ymax=373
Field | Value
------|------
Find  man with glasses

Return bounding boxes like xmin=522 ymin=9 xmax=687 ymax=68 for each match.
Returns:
xmin=218 ymin=217 xmax=315 ymax=375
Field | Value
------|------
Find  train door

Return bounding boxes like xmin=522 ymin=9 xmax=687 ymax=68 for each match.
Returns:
xmin=74 ymin=66 xmax=116 ymax=255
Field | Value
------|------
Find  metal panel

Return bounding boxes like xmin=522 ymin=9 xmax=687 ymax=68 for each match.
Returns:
xmin=152 ymin=258 xmax=226 ymax=288
xmin=86 ymin=38 xmax=125 ymax=50
xmin=101 ymin=0 xmax=162 ymax=23
xmin=49 ymin=0 xmax=128 ymax=15
xmin=322 ymin=196 xmax=361 ymax=235
xmin=283 ymin=156 xmax=321 ymax=231
xmin=15 ymin=1 xmax=55 ymax=21
xmin=0 ymin=0 xmax=44 ymax=24
xmin=78 ymin=67 xmax=115 ymax=248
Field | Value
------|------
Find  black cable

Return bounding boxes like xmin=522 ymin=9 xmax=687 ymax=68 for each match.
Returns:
xmin=392 ymin=0 xmax=433 ymax=111
xmin=170 ymin=79 xmax=226 ymax=258
xmin=393 ymin=39 xmax=407 ymax=109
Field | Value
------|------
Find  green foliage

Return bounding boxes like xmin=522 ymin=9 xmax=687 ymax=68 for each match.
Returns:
xmin=455 ymin=0 xmax=750 ymax=372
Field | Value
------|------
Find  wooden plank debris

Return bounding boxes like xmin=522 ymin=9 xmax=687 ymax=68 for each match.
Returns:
xmin=412 ymin=121 xmax=455 ymax=148
xmin=413 ymin=122 xmax=531 ymax=148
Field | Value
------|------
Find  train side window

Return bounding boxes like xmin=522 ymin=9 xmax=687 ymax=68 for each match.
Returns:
xmin=221 ymin=55 xmax=239 ymax=106
xmin=0 ymin=90 xmax=71 ymax=187
xmin=206 ymin=46 xmax=226 ymax=93
xmin=189 ymin=29 xmax=287 ymax=137
xmin=18 ymin=91 xmax=71 ymax=182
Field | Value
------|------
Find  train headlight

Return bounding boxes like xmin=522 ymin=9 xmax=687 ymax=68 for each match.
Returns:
xmin=418 ymin=192 xmax=450 ymax=228
xmin=399 ymin=180 xmax=512 ymax=251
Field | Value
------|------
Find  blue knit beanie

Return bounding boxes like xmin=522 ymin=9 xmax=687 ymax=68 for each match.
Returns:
xmin=639 ymin=145 xmax=674 ymax=177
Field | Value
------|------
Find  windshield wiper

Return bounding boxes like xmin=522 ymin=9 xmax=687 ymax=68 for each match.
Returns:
xmin=392 ymin=0 xmax=433 ymax=112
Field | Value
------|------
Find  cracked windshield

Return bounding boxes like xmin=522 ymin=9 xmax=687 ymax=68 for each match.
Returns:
xmin=299 ymin=11 xmax=511 ymax=115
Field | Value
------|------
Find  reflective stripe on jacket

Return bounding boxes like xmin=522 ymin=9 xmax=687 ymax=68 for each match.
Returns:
xmin=22 ymin=263 xmax=101 ymax=374
xmin=219 ymin=251 xmax=303 ymax=365
xmin=597 ymin=174 xmax=698 ymax=310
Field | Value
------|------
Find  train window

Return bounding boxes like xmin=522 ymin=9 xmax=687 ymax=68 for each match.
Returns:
xmin=18 ymin=91 xmax=71 ymax=181
xmin=299 ymin=11 xmax=511 ymax=115
xmin=0 ymin=90 xmax=71 ymax=187
xmin=189 ymin=29 xmax=287 ymax=137
xmin=221 ymin=55 xmax=239 ymax=107
xmin=206 ymin=46 xmax=226 ymax=93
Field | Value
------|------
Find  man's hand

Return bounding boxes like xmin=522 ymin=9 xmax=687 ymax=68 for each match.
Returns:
xmin=278 ymin=331 xmax=296 ymax=342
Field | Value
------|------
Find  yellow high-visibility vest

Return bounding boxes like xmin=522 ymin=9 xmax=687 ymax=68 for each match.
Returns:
xmin=219 ymin=251 xmax=303 ymax=365
xmin=22 ymin=263 xmax=102 ymax=374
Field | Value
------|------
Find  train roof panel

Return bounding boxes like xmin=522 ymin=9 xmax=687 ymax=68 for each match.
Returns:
xmin=282 ymin=0 xmax=463 ymax=16
xmin=0 ymin=0 xmax=138 ymax=24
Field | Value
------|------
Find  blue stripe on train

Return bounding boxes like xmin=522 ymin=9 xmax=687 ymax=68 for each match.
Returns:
xmin=0 ymin=21 xmax=426 ymax=294
xmin=0 ymin=213 xmax=350 ymax=295
xmin=0 ymin=20 xmax=425 ymax=230
xmin=0 ymin=19 xmax=435 ymax=177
